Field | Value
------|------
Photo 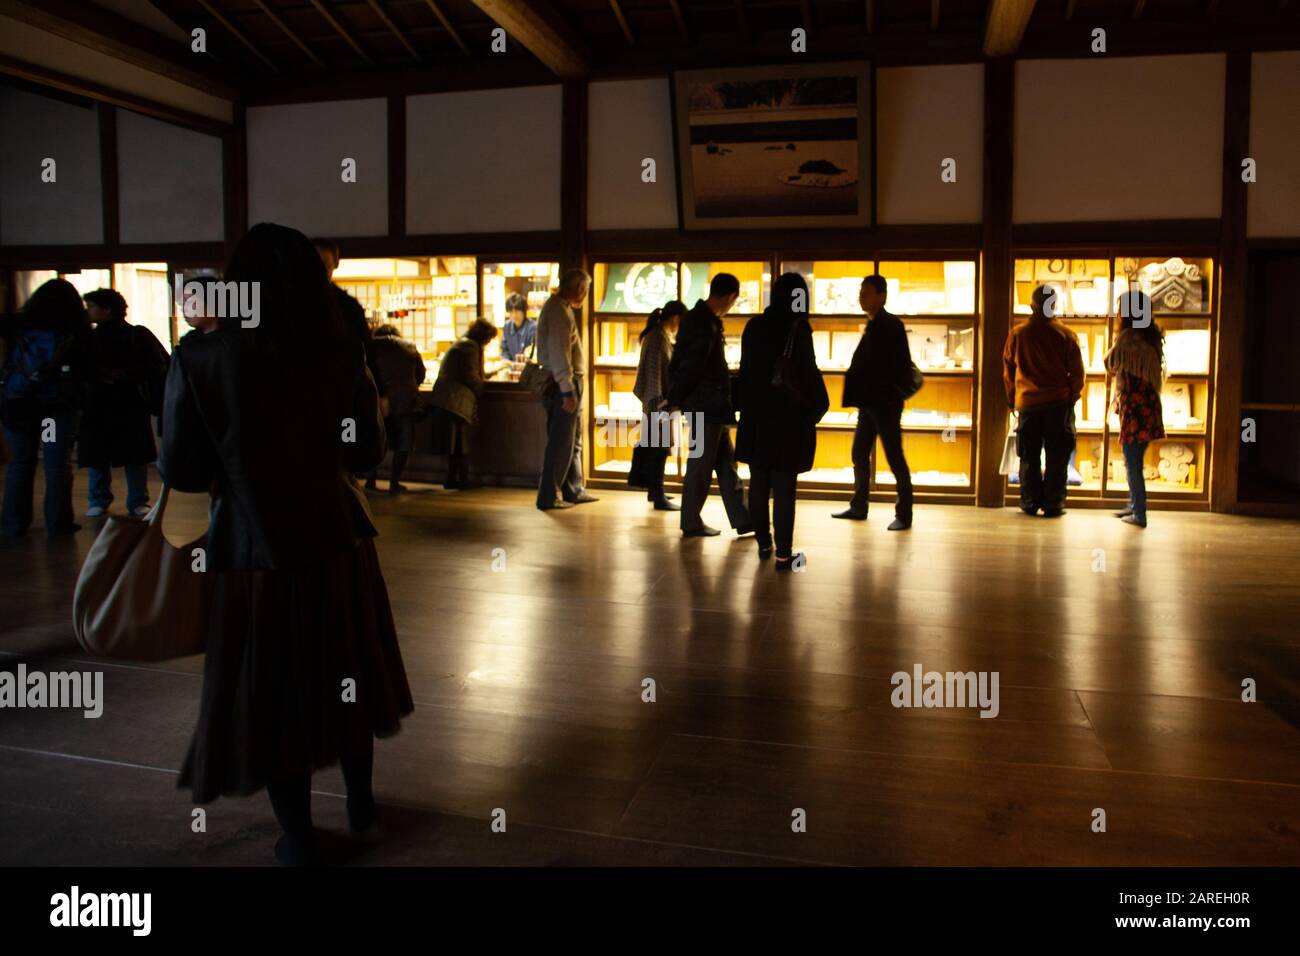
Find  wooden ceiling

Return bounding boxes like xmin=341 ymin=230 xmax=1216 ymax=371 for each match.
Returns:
xmin=25 ymin=1 xmax=1300 ymax=95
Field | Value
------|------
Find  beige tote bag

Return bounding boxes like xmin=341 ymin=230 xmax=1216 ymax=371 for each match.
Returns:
xmin=72 ymin=486 xmax=212 ymax=661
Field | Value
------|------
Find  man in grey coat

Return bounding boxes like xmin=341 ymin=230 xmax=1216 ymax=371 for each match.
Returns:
xmin=536 ymin=268 xmax=598 ymax=510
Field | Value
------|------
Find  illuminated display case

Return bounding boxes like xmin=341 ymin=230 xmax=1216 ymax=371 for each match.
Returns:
xmin=589 ymin=256 xmax=980 ymax=496
xmin=1006 ymin=254 xmax=1216 ymax=503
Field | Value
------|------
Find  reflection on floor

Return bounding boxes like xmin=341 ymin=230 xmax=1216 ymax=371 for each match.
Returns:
xmin=1 ymin=476 xmax=1299 ymax=866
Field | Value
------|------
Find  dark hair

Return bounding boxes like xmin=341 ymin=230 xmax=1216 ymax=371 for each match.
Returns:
xmin=312 ymin=238 xmax=340 ymax=260
xmin=224 ymin=222 xmax=344 ymax=356
xmin=861 ymin=274 xmax=888 ymax=297
xmin=22 ymin=278 xmax=89 ymax=336
xmin=373 ymin=324 xmax=400 ymax=337
xmin=709 ymin=273 xmax=740 ymax=298
xmin=639 ymin=299 xmax=687 ymax=342
xmin=558 ymin=268 xmax=590 ymax=299
xmin=1117 ymin=291 xmax=1164 ymax=355
xmin=466 ymin=317 xmax=499 ymax=344
xmin=504 ymin=293 xmax=529 ymax=316
xmin=84 ymin=288 xmax=128 ymax=322
xmin=770 ymin=273 xmax=809 ymax=315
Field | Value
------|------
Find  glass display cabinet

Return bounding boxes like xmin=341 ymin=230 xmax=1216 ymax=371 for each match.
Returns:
xmin=1006 ymin=253 xmax=1215 ymax=505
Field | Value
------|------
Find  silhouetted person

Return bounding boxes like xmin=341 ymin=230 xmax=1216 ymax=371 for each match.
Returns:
xmin=1004 ymin=284 xmax=1085 ymax=516
xmin=0 ymin=279 xmax=90 ymax=537
xmin=314 ymin=238 xmax=371 ymax=344
xmin=1105 ymin=291 xmax=1164 ymax=528
xmin=365 ymin=323 xmax=427 ymax=493
xmin=668 ymin=273 xmax=752 ymax=538
xmin=78 ymin=288 xmax=168 ymax=517
xmin=630 ymin=300 xmax=686 ymax=511
xmin=160 ymin=222 xmax=413 ymax=866
xmin=536 ymin=268 xmax=597 ymax=510
xmin=736 ymin=273 xmax=829 ymax=570
xmin=430 ymin=317 xmax=498 ymax=490
xmin=836 ymin=275 xmax=914 ymax=530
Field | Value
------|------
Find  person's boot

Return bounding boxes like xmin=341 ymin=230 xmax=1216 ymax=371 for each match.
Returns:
xmin=389 ymin=452 xmax=409 ymax=493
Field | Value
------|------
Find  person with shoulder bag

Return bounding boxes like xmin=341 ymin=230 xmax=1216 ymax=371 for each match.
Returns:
xmin=735 ymin=273 xmax=829 ymax=570
xmin=629 ymin=300 xmax=687 ymax=511
xmin=1 ymin=279 xmax=90 ymax=537
xmin=429 ymin=317 xmax=498 ymax=490
xmin=834 ymin=274 xmax=917 ymax=530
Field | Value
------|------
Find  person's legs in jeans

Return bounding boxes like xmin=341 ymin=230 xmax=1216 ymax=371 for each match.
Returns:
xmin=874 ymin=402 xmax=912 ymax=523
xmin=1042 ymin=403 xmax=1075 ymax=513
xmin=389 ymin=414 xmax=413 ymax=491
xmin=1123 ymin=442 xmax=1149 ymax=524
xmin=771 ymin=469 xmax=797 ymax=557
xmin=537 ymin=388 xmax=576 ymax=508
xmin=560 ymin=380 xmax=586 ymax=501
xmin=124 ymin=463 xmax=149 ymax=513
xmin=87 ymin=466 xmax=113 ymax=511
xmin=749 ymin=466 xmax=772 ymax=550
xmin=712 ymin=427 xmax=751 ymax=530
xmin=679 ymin=420 xmax=722 ymax=532
xmin=1016 ymin=407 xmax=1045 ymax=512
xmin=847 ymin=412 xmax=878 ymax=515
xmin=41 ymin=411 xmax=76 ymax=533
xmin=1 ymin=422 xmax=38 ymax=535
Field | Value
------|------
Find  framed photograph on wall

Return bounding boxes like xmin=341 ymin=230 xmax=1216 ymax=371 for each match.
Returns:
xmin=672 ymin=61 xmax=872 ymax=230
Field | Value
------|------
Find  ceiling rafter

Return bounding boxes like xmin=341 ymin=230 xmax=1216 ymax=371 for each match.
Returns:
xmin=366 ymin=0 xmax=420 ymax=60
xmin=608 ymin=0 xmax=635 ymax=46
xmin=667 ymin=0 xmax=688 ymax=40
xmin=195 ymin=0 xmax=278 ymax=71
xmin=984 ymin=0 xmax=1037 ymax=56
xmin=469 ymin=0 xmax=588 ymax=77
xmin=306 ymin=0 xmax=375 ymax=64
xmin=423 ymin=0 xmax=471 ymax=55
xmin=252 ymin=0 xmax=324 ymax=67
xmin=865 ymin=0 xmax=875 ymax=35
xmin=932 ymin=0 xmax=941 ymax=31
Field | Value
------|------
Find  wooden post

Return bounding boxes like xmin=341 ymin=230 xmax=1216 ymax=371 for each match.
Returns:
xmin=976 ymin=58 xmax=1014 ymax=507
xmin=98 ymin=102 xmax=118 ymax=249
xmin=1210 ymin=51 xmax=1250 ymax=513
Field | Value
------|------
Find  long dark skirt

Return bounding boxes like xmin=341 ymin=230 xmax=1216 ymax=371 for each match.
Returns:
xmin=179 ymin=537 xmax=414 ymax=803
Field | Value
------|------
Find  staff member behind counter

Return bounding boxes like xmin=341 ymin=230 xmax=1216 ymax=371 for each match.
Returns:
xmin=500 ymin=293 xmax=536 ymax=364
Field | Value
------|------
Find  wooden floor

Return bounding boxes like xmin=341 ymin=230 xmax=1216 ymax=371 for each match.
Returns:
xmin=2 ymin=473 xmax=1299 ymax=866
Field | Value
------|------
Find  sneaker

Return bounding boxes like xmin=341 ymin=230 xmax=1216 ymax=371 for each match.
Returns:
xmin=757 ymin=543 xmax=773 ymax=561
xmin=131 ymin=505 xmax=151 ymax=517
xmin=538 ymin=500 xmax=575 ymax=511
xmin=1113 ymin=509 xmax=1133 ymax=518
xmin=887 ymin=518 xmax=911 ymax=531
xmin=1020 ymin=505 xmax=1040 ymax=516
xmin=734 ymin=525 xmax=755 ymax=538
xmin=652 ymin=498 xmax=681 ymax=511
xmin=85 ymin=505 xmax=107 ymax=518
xmin=1040 ymin=508 xmax=1066 ymax=518
xmin=567 ymin=492 xmax=599 ymax=505
xmin=774 ymin=552 xmax=804 ymax=572
xmin=1121 ymin=514 xmax=1147 ymax=528
xmin=832 ymin=508 xmax=867 ymax=521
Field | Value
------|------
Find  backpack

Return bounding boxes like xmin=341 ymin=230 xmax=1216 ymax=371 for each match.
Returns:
xmin=1 ymin=328 xmax=71 ymax=413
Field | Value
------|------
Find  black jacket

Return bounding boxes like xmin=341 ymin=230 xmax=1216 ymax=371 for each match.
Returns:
xmin=735 ymin=309 xmax=829 ymax=474
xmin=77 ymin=319 xmax=168 ymax=468
xmin=841 ymin=308 xmax=913 ymax=409
xmin=367 ymin=333 xmax=426 ymax=413
xmin=158 ymin=327 xmax=385 ymax=572
xmin=332 ymin=285 xmax=371 ymax=344
xmin=666 ymin=299 xmax=733 ymax=424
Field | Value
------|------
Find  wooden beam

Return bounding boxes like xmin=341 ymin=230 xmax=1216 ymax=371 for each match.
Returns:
xmin=1065 ymin=0 xmax=1078 ymax=20
xmin=1209 ymin=51 xmax=1251 ymax=513
xmin=470 ymin=1 xmax=587 ymax=77
xmin=667 ymin=0 xmax=688 ymax=40
xmin=423 ymin=0 xmax=471 ymax=55
xmin=98 ymin=103 xmax=119 ymax=248
xmin=983 ymin=0 xmax=1036 ymax=56
xmin=866 ymin=0 xmax=874 ymax=34
xmin=0 ymin=0 xmax=238 ymax=98
xmin=1132 ymin=0 xmax=1147 ymax=17
xmin=367 ymin=0 xmax=420 ymax=60
xmin=253 ymin=0 xmax=324 ymax=67
xmin=195 ymin=0 xmax=278 ymax=71
xmin=560 ymin=79 xmax=587 ymax=279
xmin=976 ymin=58 xmax=1014 ymax=507
xmin=608 ymin=0 xmax=635 ymax=46
xmin=931 ymin=0 xmax=941 ymax=31
xmin=0 ymin=52 xmax=230 ymax=135
xmin=307 ymin=0 xmax=374 ymax=64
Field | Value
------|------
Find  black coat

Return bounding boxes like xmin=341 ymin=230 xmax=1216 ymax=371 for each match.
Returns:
xmin=77 ymin=319 xmax=168 ymax=468
xmin=666 ymin=299 xmax=733 ymax=424
xmin=158 ymin=327 xmax=386 ymax=572
xmin=735 ymin=308 xmax=829 ymax=474
xmin=841 ymin=308 xmax=913 ymax=409
xmin=332 ymin=285 xmax=371 ymax=343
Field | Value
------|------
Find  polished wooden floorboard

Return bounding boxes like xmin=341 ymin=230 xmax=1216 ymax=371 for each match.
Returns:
xmin=1 ymin=475 xmax=1298 ymax=865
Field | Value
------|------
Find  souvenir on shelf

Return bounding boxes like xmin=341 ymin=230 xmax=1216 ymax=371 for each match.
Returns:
xmin=1164 ymin=328 xmax=1211 ymax=374
xmin=1161 ymin=382 xmax=1194 ymax=428
xmin=813 ymin=277 xmax=863 ymax=314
